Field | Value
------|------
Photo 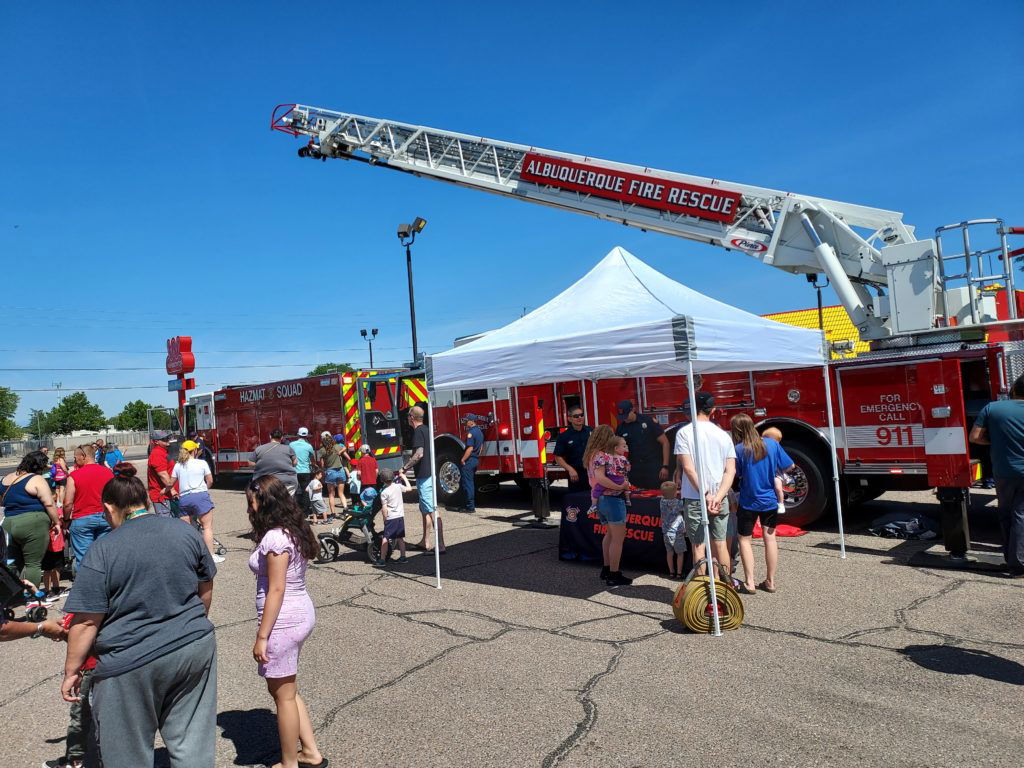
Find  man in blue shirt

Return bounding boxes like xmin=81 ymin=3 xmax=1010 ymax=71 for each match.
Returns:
xmin=291 ymin=427 xmax=317 ymax=514
xmin=451 ymin=415 xmax=484 ymax=513
xmin=970 ymin=376 xmax=1024 ymax=577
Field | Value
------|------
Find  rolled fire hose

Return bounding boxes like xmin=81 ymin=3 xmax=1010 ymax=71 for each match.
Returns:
xmin=672 ymin=568 xmax=744 ymax=633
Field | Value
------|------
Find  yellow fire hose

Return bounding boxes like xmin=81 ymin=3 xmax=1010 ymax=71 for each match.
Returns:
xmin=672 ymin=567 xmax=744 ymax=633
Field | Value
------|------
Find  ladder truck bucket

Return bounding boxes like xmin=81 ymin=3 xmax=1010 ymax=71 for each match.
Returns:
xmin=270 ymin=104 xmax=299 ymax=135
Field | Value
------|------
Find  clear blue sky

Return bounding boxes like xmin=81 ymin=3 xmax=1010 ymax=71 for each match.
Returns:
xmin=2 ymin=2 xmax=1022 ymax=424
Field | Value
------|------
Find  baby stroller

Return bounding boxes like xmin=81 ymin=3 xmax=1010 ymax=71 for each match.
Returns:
xmin=1 ymin=561 xmax=48 ymax=623
xmin=315 ymin=487 xmax=381 ymax=564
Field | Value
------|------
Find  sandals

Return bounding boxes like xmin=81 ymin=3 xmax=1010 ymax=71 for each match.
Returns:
xmin=757 ymin=580 xmax=777 ymax=593
xmin=736 ymin=583 xmax=757 ymax=595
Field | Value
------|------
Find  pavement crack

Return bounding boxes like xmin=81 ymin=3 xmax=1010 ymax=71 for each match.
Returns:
xmin=541 ymin=644 xmax=625 ymax=768
xmin=0 ymin=671 xmax=61 ymax=711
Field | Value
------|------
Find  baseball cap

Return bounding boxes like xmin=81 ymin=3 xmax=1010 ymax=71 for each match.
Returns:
xmin=152 ymin=430 xmax=172 ymax=441
xmin=360 ymin=444 xmax=371 ymax=453
xmin=616 ymin=400 xmax=634 ymax=417
xmin=689 ymin=392 xmax=716 ymax=412
xmin=182 ymin=440 xmax=199 ymax=451
xmin=333 ymin=434 xmax=346 ymax=444
xmin=297 ymin=427 xmax=309 ymax=436
xmin=463 ymin=413 xmax=481 ymax=422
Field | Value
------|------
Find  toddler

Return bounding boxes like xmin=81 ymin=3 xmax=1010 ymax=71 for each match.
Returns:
xmin=590 ymin=436 xmax=632 ymax=512
xmin=306 ymin=469 xmax=329 ymax=523
xmin=761 ymin=427 xmax=788 ymax=515
xmin=659 ymin=481 xmax=687 ymax=579
xmin=375 ymin=469 xmax=410 ymax=566
xmin=52 ymin=612 xmax=99 ymax=768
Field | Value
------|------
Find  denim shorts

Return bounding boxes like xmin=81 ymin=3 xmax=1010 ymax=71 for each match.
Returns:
xmin=597 ymin=495 xmax=627 ymax=525
xmin=325 ymin=468 xmax=346 ymax=486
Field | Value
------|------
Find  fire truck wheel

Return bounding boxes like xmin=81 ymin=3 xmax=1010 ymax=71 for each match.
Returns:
xmin=434 ymin=446 xmax=463 ymax=503
xmin=779 ymin=440 xmax=828 ymax=528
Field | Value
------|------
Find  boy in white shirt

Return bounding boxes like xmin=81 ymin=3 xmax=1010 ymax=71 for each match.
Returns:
xmin=375 ymin=469 xmax=411 ymax=566
xmin=673 ymin=392 xmax=736 ymax=578
xmin=306 ymin=468 xmax=329 ymax=523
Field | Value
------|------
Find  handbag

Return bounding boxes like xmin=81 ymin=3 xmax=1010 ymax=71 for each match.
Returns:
xmin=48 ymin=525 xmax=65 ymax=553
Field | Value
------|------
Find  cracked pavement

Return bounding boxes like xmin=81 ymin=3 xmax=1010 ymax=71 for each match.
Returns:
xmin=2 ymin=484 xmax=1022 ymax=767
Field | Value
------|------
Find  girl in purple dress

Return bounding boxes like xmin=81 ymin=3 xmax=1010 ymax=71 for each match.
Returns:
xmin=247 ymin=476 xmax=328 ymax=768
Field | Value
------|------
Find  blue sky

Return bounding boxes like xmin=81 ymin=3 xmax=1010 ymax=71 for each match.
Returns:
xmin=2 ymin=2 xmax=1022 ymax=424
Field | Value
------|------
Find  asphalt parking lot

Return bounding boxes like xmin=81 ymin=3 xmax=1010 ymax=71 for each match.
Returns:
xmin=2 ymin=481 xmax=1022 ymax=768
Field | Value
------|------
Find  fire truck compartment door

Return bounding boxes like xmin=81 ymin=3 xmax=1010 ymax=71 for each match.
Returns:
xmin=916 ymin=359 xmax=971 ymax=487
xmin=359 ymin=378 xmax=401 ymax=457
xmin=837 ymin=359 xmax=968 ymax=485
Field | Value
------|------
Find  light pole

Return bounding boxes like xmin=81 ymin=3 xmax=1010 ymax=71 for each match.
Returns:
xmin=360 ymin=328 xmax=378 ymax=368
xmin=397 ymin=217 xmax=427 ymax=364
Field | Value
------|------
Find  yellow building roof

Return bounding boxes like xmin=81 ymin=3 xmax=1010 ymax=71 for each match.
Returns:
xmin=762 ymin=305 xmax=869 ymax=359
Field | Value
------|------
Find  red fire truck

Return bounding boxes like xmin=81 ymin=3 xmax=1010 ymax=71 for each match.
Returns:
xmin=267 ymin=104 xmax=1024 ymax=545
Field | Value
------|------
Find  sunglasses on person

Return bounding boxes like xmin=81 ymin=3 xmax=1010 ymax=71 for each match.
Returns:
xmin=569 ymin=412 xmax=584 ymax=419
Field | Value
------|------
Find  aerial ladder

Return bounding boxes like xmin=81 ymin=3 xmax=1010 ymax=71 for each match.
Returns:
xmin=271 ymin=103 xmax=1019 ymax=346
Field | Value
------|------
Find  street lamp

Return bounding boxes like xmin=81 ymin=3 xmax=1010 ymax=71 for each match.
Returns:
xmin=397 ymin=216 xmax=427 ymax=364
xmin=360 ymin=328 xmax=378 ymax=368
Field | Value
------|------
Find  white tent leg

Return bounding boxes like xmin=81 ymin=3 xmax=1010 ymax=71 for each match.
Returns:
xmin=687 ymin=361 xmax=722 ymax=637
xmin=821 ymin=362 xmax=846 ymax=559
xmin=427 ymin=396 xmax=442 ymax=588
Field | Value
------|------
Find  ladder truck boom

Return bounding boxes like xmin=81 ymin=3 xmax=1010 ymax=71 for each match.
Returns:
xmin=271 ymin=104 xmax=1017 ymax=342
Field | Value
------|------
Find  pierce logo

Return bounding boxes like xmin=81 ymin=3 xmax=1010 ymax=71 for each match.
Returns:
xmin=730 ymin=238 xmax=768 ymax=253
xmin=565 ymin=506 xmax=579 ymax=522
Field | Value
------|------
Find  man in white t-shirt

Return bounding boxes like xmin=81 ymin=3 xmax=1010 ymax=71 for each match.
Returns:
xmin=673 ymin=392 xmax=736 ymax=576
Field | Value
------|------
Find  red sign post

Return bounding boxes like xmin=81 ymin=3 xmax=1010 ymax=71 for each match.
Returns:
xmin=519 ymin=152 xmax=743 ymax=224
xmin=166 ymin=336 xmax=196 ymax=433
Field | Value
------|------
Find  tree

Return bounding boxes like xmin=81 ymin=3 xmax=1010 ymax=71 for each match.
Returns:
xmin=46 ymin=392 xmax=107 ymax=435
xmin=24 ymin=409 xmax=50 ymax=439
xmin=307 ymin=362 xmax=355 ymax=376
xmin=0 ymin=387 xmax=19 ymax=439
xmin=111 ymin=400 xmax=153 ymax=431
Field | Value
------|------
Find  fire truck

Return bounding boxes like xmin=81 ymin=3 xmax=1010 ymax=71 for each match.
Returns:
xmin=149 ymin=369 xmax=430 ymax=474
xmin=261 ymin=106 xmax=1023 ymax=537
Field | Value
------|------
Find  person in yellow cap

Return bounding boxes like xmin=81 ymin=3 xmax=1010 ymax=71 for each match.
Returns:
xmin=172 ymin=440 xmax=224 ymax=562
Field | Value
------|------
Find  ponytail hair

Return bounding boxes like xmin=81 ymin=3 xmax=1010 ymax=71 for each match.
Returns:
xmin=177 ymin=446 xmax=192 ymax=464
xmin=102 ymin=462 xmax=150 ymax=511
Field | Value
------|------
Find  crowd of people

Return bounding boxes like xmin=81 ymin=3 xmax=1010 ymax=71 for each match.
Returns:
xmin=5 ymin=378 xmax=1024 ymax=767
xmin=0 ymin=409 xmax=447 ymax=766
xmin=556 ymin=395 xmax=794 ymax=591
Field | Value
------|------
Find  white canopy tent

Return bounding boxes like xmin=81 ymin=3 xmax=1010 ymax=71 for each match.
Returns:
xmin=423 ymin=247 xmax=845 ymax=634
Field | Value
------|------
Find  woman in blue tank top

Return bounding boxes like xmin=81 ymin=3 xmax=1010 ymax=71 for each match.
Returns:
xmin=1 ymin=450 xmax=61 ymax=587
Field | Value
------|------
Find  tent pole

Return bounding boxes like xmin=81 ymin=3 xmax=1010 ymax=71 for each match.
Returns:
xmin=687 ymin=360 xmax=722 ymax=636
xmin=427 ymin=394 xmax=442 ymax=588
xmin=821 ymin=358 xmax=846 ymax=559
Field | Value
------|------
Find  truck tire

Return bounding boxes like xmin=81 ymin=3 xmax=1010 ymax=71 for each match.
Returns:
xmin=434 ymin=445 xmax=462 ymax=505
xmin=779 ymin=440 xmax=829 ymax=527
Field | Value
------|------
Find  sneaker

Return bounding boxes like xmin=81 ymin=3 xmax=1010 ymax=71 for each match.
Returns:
xmin=371 ymin=560 xmax=388 ymax=568
xmin=599 ymin=565 xmax=610 ymax=580
xmin=212 ymin=554 xmax=226 ymax=564
xmin=605 ymin=571 xmax=633 ymax=587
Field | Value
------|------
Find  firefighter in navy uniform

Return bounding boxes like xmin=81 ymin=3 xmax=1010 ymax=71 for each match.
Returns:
xmin=614 ymin=399 xmax=671 ymax=490
xmin=552 ymin=407 xmax=593 ymax=495
xmin=451 ymin=414 xmax=484 ymax=513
